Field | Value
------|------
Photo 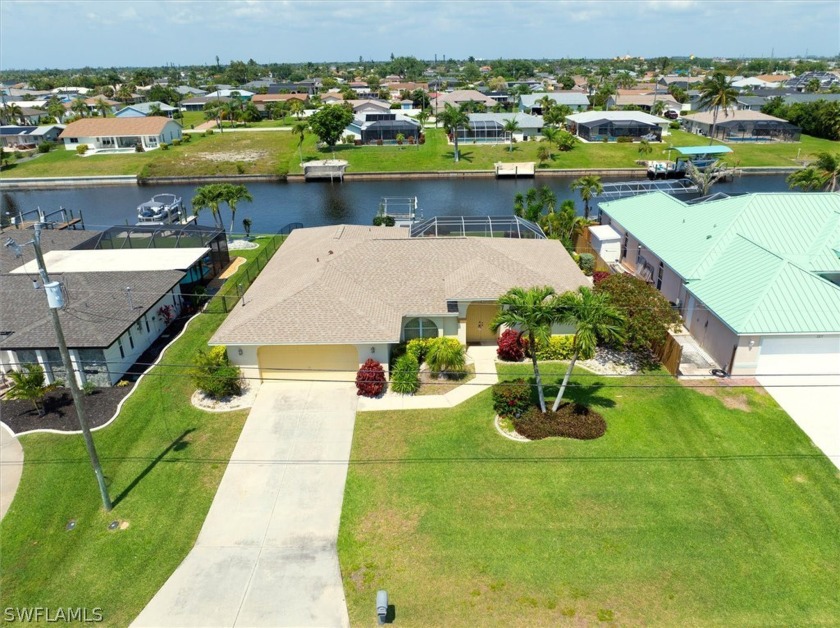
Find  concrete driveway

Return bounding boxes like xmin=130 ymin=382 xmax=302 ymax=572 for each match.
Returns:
xmin=0 ymin=423 xmax=24 ymax=521
xmin=133 ymin=382 xmax=358 ymax=627
xmin=758 ymin=374 xmax=840 ymax=471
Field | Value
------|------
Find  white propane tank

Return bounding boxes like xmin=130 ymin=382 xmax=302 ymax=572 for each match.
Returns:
xmin=45 ymin=281 xmax=65 ymax=309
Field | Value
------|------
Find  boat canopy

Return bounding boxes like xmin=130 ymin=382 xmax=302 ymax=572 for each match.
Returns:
xmin=675 ymin=145 xmax=733 ymax=156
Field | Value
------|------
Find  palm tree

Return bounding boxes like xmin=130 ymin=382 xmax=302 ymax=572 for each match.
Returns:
xmin=292 ymin=121 xmax=308 ymax=163
xmin=6 ymin=364 xmax=59 ymax=417
xmin=221 ymin=184 xmax=253 ymax=234
xmin=787 ymin=152 xmax=840 ymax=192
xmin=148 ymin=103 xmax=163 ymax=117
xmin=438 ymin=103 xmax=470 ymax=163
xmin=289 ymin=99 xmax=305 ymax=119
xmin=95 ymin=98 xmax=110 ymax=118
xmin=696 ymin=72 xmax=738 ymax=144
xmin=550 ymin=287 xmax=626 ymax=412
xmin=638 ymin=139 xmax=653 ymax=157
xmin=47 ymin=97 xmax=65 ymax=124
xmin=502 ymin=116 xmax=521 ymax=152
xmin=491 ymin=286 xmax=561 ymax=413
xmin=192 ymin=184 xmax=225 ymax=229
xmin=1 ymin=103 xmax=24 ymax=125
xmin=116 ymin=84 xmax=134 ymax=103
xmin=70 ymin=98 xmax=88 ymax=119
xmin=651 ymin=100 xmax=667 ymax=117
xmin=536 ymin=144 xmax=551 ymax=166
xmin=571 ymin=175 xmax=604 ymax=220
xmin=540 ymin=126 xmax=559 ymax=160
xmin=685 ymin=159 xmax=728 ymax=196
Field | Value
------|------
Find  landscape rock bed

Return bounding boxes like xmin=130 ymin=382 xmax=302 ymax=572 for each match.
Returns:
xmin=0 ymin=386 xmax=133 ymax=434
xmin=191 ymin=380 xmax=258 ymax=413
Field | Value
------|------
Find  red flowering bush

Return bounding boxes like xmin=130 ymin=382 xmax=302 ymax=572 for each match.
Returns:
xmin=491 ymin=379 xmax=532 ymax=418
xmin=496 ymin=329 xmax=525 ymax=361
xmin=592 ymin=271 xmax=611 ymax=285
xmin=355 ymin=358 xmax=386 ymax=397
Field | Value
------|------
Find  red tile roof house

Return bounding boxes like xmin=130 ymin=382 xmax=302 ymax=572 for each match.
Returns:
xmin=58 ymin=116 xmax=182 ymax=153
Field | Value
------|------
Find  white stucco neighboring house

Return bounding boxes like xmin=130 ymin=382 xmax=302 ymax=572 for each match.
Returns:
xmin=59 ymin=117 xmax=182 ymax=152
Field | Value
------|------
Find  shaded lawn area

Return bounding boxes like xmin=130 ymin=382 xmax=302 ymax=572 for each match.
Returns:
xmin=0 ymin=238 xmax=280 ymax=627
xmin=339 ymin=363 xmax=840 ymax=626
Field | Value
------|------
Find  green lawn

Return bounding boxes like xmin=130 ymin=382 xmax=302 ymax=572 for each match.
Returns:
xmin=339 ymin=363 xmax=840 ymax=626
xmin=2 ymin=127 xmax=835 ymax=179
xmin=0 ymin=237 xmax=282 ymax=627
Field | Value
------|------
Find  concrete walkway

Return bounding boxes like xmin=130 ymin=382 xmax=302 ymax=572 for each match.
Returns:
xmin=757 ymin=374 xmax=840 ymax=471
xmin=0 ymin=423 xmax=24 ymax=521
xmin=358 ymin=345 xmax=498 ymax=412
xmin=133 ymin=382 xmax=357 ymax=627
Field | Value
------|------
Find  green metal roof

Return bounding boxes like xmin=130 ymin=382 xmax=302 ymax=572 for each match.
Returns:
xmin=601 ymin=192 xmax=840 ymax=334
xmin=675 ymin=145 xmax=733 ymax=156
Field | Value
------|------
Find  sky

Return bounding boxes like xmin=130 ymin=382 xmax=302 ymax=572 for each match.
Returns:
xmin=0 ymin=0 xmax=838 ymax=70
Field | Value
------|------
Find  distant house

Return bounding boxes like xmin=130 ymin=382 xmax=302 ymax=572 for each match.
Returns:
xmin=657 ymin=75 xmax=705 ymax=90
xmin=346 ymin=99 xmax=391 ymax=114
xmin=431 ymin=90 xmax=497 ymax=114
xmin=565 ymin=111 xmax=669 ymax=142
xmin=681 ymin=110 xmax=800 ymax=142
xmin=605 ymin=93 xmax=681 ymax=112
xmin=174 ymin=85 xmax=208 ymax=97
xmin=518 ymin=92 xmax=589 ymax=113
xmin=0 ymin=124 xmax=64 ymax=149
xmin=115 ymin=101 xmax=178 ymax=118
xmin=15 ymin=107 xmax=52 ymax=125
xmin=345 ymin=112 xmax=421 ymax=144
xmin=59 ymin=117 xmax=182 ymax=152
xmin=786 ymin=72 xmax=840 ymax=92
xmin=180 ymin=96 xmax=233 ymax=112
xmin=204 ymin=89 xmax=254 ymax=100
xmin=598 ymin=192 xmax=840 ymax=377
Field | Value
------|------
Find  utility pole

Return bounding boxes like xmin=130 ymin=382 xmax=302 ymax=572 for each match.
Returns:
xmin=8 ymin=224 xmax=112 ymax=511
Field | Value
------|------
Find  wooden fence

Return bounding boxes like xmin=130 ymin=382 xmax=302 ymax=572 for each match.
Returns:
xmin=656 ymin=333 xmax=684 ymax=376
xmin=574 ymin=227 xmax=611 ymax=273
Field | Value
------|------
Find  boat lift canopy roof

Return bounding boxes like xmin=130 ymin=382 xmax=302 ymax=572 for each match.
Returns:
xmin=675 ymin=145 xmax=733 ymax=156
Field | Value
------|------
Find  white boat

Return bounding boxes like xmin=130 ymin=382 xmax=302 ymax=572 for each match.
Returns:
xmin=137 ymin=194 xmax=184 ymax=225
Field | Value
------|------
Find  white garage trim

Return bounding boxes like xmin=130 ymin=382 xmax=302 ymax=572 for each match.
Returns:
xmin=757 ymin=335 xmax=840 ymax=377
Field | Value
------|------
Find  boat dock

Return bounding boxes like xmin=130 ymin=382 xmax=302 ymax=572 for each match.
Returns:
xmin=302 ymin=160 xmax=348 ymax=181
xmin=3 ymin=207 xmax=85 ymax=231
xmin=494 ymin=162 xmax=535 ymax=178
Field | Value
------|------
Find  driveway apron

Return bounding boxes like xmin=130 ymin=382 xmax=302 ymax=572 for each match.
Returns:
xmin=133 ymin=382 xmax=358 ymax=627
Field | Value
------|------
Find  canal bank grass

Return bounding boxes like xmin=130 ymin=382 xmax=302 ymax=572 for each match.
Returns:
xmin=0 ymin=238 xmax=281 ymax=627
xmin=339 ymin=364 xmax=840 ymax=626
xmin=2 ymin=128 xmax=835 ymax=179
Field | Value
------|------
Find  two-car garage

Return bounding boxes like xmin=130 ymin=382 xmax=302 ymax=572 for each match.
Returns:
xmin=756 ymin=335 xmax=840 ymax=376
xmin=257 ymin=345 xmax=360 ymax=382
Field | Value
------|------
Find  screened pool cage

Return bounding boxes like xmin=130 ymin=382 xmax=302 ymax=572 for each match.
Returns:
xmin=455 ymin=120 xmax=507 ymax=142
xmin=410 ymin=216 xmax=546 ymax=239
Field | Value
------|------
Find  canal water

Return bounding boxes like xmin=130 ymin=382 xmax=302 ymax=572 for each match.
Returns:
xmin=2 ymin=174 xmax=794 ymax=234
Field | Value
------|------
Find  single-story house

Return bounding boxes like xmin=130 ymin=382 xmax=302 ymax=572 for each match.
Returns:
xmin=598 ymin=192 xmax=840 ymax=376
xmin=346 ymin=99 xmax=391 ymax=114
xmin=18 ymin=107 xmax=53 ymax=125
xmin=345 ymin=112 xmax=421 ymax=144
xmin=210 ymin=224 xmax=588 ymax=382
xmin=180 ymin=96 xmax=234 ymax=112
xmin=681 ymin=110 xmax=800 ymax=142
xmin=431 ymin=89 xmax=497 ymax=114
xmin=786 ymin=72 xmax=840 ymax=92
xmin=115 ymin=101 xmax=178 ymax=118
xmin=657 ymin=75 xmax=705 ymax=90
xmin=174 ymin=85 xmax=208 ymax=97
xmin=518 ymin=92 xmax=590 ymax=113
xmin=605 ymin=93 xmax=680 ymax=112
xmin=251 ymin=93 xmax=308 ymax=105
xmin=565 ymin=111 xmax=670 ymax=142
xmin=0 ymin=124 xmax=64 ymax=149
xmin=59 ymin=117 xmax=182 ymax=152
xmin=458 ymin=113 xmax=544 ymax=141
xmin=204 ymin=89 xmax=254 ymax=100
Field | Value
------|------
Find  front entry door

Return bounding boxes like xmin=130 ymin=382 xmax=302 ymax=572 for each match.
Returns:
xmin=466 ymin=303 xmax=499 ymax=344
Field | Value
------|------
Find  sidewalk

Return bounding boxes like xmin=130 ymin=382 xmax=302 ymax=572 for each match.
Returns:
xmin=358 ymin=345 xmax=498 ymax=412
xmin=0 ymin=423 xmax=24 ymax=521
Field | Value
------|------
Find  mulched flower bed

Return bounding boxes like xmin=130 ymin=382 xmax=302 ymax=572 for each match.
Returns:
xmin=0 ymin=386 xmax=133 ymax=434
xmin=513 ymin=403 xmax=607 ymax=441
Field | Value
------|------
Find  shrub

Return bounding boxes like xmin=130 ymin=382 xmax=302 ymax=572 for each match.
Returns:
xmin=372 ymin=214 xmax=396 ymax=227
xmin=81 ymin=380 xmax=96 ymax=396
xmin=669 ymin=121 xmax=680 ymax=130
xmin=135 ymin=143 xmax=145 ymax=152
xmin=513 ymin=404 xmax=607 ymax=440
xmin=492 ymin=379 xmax=532 ymax=419
xmin=496 ymin=329 xmax=525 ymax=361
xmin=182 ymin=133 xmax=192 ymax=143
xmin=595 ymin=273 xmax=682 ymax=363
xmin=356 ymin=358 xmax=386 ymax=397
xmin=276 ymin=163 xmax=289 ymax=179
xmin=160 ymin=142 xmax=170 ymax=150
xmin=592 ymin=270 xmax=611 ymax=284
xmin=76 ymin=144 xmax=88 ymax=155
xmin=191 ymin=346 xmax=242 ymax=400
xmin=205 ymin=129 xmax=214 ymax=136
xmin=172 ymin=138 xmax=182 ymax=146
xmin=405 ymin=337 xmax=432 ymax=363
xmin=616 ymin=136 xmax=633 ymax=143
xmin=425 ymin=337 xmax=465 ymax=378
xmin=532 ymin=335 xmax=578 ymax=361
xmin=236 ymin=163 xmax=245 ymax=174
xmin=390 ymin=353 xmax=420 ymax=395
xmin=37 ymin=141 xmax=54 ymax=154
xmin=578 ymin=253 xmax=595 ymax=276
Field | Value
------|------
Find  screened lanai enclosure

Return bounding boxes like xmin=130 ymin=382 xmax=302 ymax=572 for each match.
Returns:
xmin=410 ymin=216 xmax=545 ymax=239
xmin=455 ymin=120 xmax=506 ymax=142
xmin=711 ymin=119 xmax=801 ymax=142
xmin=571 ymin=119 xmax=662 ymax=142
xmin=355 ymin=114 xmax=421 ymax=144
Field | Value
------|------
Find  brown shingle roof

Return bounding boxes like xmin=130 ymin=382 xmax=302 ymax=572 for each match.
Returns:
xmin=59 ymin=117 xmax=179 ymax=138
xmin=211 ymin=225 xmax=588 ymax=345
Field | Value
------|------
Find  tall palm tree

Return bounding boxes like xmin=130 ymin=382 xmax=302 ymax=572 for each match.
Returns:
xmin=289 ymin=99 xmax=305 ymax=119
xmin=685 ymin=159 xmax=728 ymax=196
xmin=571 ymin=175 xmax=604 ymax=220
xmin=502 ymin=116 xmax=521 ymax=152
xmin=46 ymin=97 xmax=65 ymax=124
xmin=491 ymin=286 xmax=561 ymax=413
xmin=540 ymin=126 xmax=559 ymax=160
xmin=292 ymin=121 xmax=308 ymax=163
xmin=551 ymin=287 xmax=626 ymax=412
xmin=1 ymin=103 xmax=24 ymax=125
xmin=192 ymin=184 xmax=225 ymax=229
xmin=70 ymin=98 xmax=88 ymax=119
xmin=95 ymin=98 xmax=110 ymax=118
xmin=696 ymin=72 xmax=738 ymax=144
xmin=786 ymin=167 xmax=827 ymax=192
xmin=221 ymin=184 xmax=253 ymax=234
xmin=438 ymin=103 xmax=470 ymax=163
xmin=787 ymin=152 xmax=840 ymax=192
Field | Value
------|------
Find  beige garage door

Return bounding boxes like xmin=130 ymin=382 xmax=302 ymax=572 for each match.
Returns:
xmin=466 ymin=303 xmax=499 ymax=344
xmin=258 ymin=345 xmax=359 ymax=382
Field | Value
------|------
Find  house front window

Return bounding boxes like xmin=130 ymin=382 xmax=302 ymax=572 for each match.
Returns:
xmin=404 ymin=317 xmax=439 ymax=340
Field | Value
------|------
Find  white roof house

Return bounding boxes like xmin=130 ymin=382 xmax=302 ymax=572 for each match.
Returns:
xmin=565 ymin=111 xmax=671 ymax=141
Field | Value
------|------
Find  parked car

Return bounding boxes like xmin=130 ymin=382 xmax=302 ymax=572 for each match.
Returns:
xmin=664 ymin=110 xmax=679 ymax=120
